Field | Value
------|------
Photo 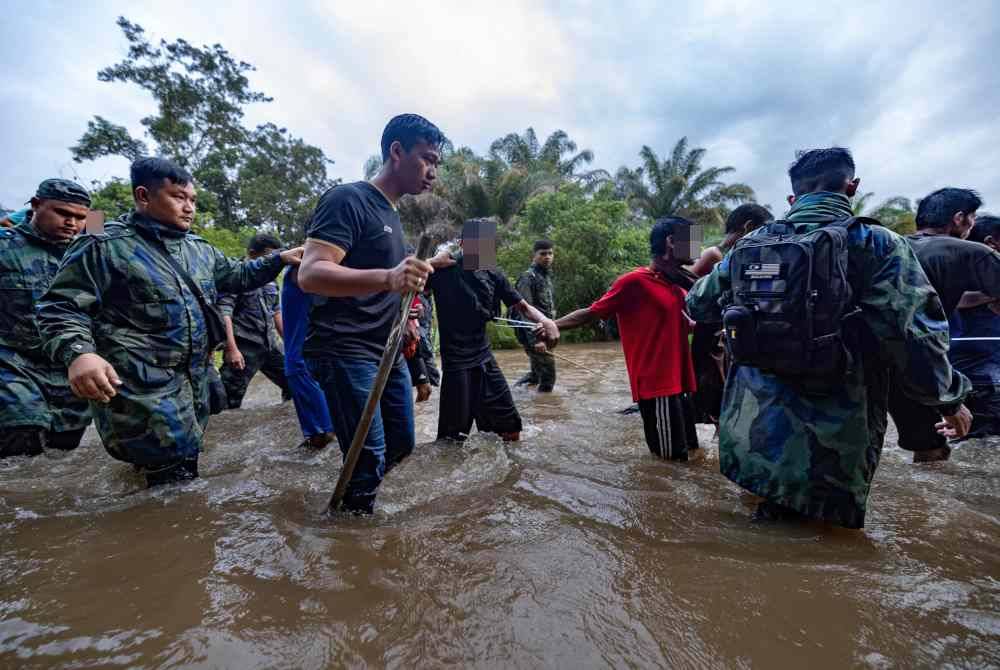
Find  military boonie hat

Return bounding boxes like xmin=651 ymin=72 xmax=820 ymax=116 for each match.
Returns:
xmin=33 ymin=178 xmax=91 ymax=207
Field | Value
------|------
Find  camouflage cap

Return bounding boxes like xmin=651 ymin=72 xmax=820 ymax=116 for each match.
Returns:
xmin=34 ymin=179 xmax=91 ymax=207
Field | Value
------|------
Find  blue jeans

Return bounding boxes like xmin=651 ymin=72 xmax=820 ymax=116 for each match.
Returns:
xmin=307 ymin=356 xmax=415 ymax=513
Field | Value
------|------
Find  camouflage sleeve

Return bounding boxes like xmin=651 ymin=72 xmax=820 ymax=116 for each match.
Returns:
xmin=212 ymin=247 xmax=284 ymax=295
xmin=863 ymin=231 xmax=970 ymax=406
xmin=513 ymin=271 xmax=537 ymax=346
xmin=515 ymin=272 xmax=535 ymax=306
xmin=36 ymin=237 xmax=109 ymax=368
xmin=217 ymin=291 xmax=237 ymax=318
xmin=685 ymin=254 xmax=731 ymax=323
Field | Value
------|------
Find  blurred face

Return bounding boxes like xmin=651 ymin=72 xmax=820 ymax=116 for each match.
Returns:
xmin=391 ymin=139 xmax=440 ymax=196
xmin=30 ymin=198 xmax=88 ymax=242
xmin=135 ymin=179 xmax=196 ymax=230
xmin=533 ymin=248 xmax=554 ymax=268
xmin=248 ymin=246 xmax=279 ymax=260
xmin=953 ymin=212 xmax=976 ymax=239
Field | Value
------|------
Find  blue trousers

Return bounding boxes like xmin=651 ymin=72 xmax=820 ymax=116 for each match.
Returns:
xmin=282 ymin=269 xmax=333 ymax=439
xmin=307 ymin=356 xmax=415 ymax=513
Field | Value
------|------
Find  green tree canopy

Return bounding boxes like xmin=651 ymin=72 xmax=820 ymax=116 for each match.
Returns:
xmin=72 ymin=17 xmax=334 ymax=239
xmin=498 ymin=185 xmax=648 ymax=340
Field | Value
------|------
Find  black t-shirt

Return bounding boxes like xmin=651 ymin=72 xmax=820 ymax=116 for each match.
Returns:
xmin=907 ymin=234 xmax=1000 ymax=315
xmin=304 ymin=182 xmax=405 ymax=361
xmin=429 ymin=260 xmax=523 ymax=371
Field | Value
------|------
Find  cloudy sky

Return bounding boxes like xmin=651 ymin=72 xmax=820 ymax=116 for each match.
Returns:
xmin=2 ymin=0 xmax=997 ymax=214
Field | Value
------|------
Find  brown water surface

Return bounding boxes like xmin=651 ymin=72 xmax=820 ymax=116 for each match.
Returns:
xmin=2 ymin=343 xmax=999 ymax=668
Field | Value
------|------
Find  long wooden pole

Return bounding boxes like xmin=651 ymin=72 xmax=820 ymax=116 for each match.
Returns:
xmin=328 ymin=234 xmax=435 ymax=513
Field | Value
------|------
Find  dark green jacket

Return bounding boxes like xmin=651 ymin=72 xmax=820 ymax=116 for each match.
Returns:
xmin=0 ymin=219 xmax=71 ymax=356
xmin=36 ymin=212 xmax=284 ymax=465
xmin=686 ymin=193 xmax=969 ymax=528
xmin=38 ymin=212 xmax=283 ymax=379
xmin=513 ymin=263 xmax=554 ymax=346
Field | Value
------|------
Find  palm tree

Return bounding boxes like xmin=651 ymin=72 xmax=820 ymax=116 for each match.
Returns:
xmin=615 ymin=137 xmax=755 ymax=227
xmin=488 ymin=128 xmax=611 ymax=190
xmin=853 ymin=192 xmax=916 ymax=234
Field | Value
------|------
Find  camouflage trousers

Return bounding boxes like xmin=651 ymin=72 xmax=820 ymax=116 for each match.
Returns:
xmin=219 ymin=342 xmax=290 ymax=409
xmin=0 ymin=345 xmax=91 ymax=432
xmin=93 ymin=361 xmax=211 ymax=468
xmin=523 ymin=347 xmax=556 ymax=391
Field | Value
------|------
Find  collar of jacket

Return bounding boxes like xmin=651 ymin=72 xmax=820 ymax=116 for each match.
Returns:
xmin=14 ymin=216 xmax=72 ymax=253
xmin=784 ymin=192 xmax=854 ymax=223
xmin=130 ymin=211 xmax=189 ymax=240
xmin=530 ymin=262 xmax=549 ymax=277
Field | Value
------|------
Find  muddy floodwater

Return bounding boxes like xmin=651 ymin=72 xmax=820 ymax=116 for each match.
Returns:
xmin=2 ymin=343 xmax=999 ymax=669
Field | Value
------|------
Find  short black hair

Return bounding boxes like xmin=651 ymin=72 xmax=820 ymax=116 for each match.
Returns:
xmin=533 ymin=239 xmax=554 ymax=253
xmin=130 ymin=157 xmax=193 ymax=194
xmin=968 ymin=214 xmax=1000 ymax=244
xmin=380 ymin=114 xmax=446 ymax=161
xmin=915 ymin=188 xmax=983 ymax=230
xmin=725 ymin=203 xmax=773 ymax=234
xmin=247 ymin=233 xmax=282 ymax=254
xmin=650 ymin=216 xmax=693 ymax=257
xmin=788 ymin=147 xmax=855 ymax=196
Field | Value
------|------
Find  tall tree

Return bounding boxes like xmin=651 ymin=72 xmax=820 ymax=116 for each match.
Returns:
xmin=615 ymin=137 xmax=755 ymax=227
xmin=239 ymin=123 xmax=334 ymax=242
xmin=71 ymin=17 xmax=334 ymax=236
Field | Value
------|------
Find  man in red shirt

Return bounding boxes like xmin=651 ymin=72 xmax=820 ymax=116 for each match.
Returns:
xmin=555 ymin=217 xmax=700 ymax=460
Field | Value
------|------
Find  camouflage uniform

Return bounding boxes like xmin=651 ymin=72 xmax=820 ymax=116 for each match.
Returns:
xmin=36 ymin=212 xmax=285 ymax=469
xmin=218 ymin=281 xmax=290 ymax=408
xmin=513 ymin=263 xmax=556 ymax=390
xmin=686 ymin=192 xmax=969 ymax=528
xmin=0 ymin=218 xmax=91 ymax=447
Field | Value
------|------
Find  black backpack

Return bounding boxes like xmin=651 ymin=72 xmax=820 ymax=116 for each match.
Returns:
xmin=721 ymin=217 xmax=866 ymax=384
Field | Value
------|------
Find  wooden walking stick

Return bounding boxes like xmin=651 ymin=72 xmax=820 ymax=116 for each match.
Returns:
xmin=328 ymin=234 xmax=436 ymax=513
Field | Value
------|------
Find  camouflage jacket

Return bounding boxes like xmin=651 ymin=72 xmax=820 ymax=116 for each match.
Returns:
xmin=513 ymin=263 xmax=554 ymax=346
xmin=219 ymin=281 xmax=281 ymax=350
xmin=37 ymin=212 xmax=284 ymax=378
xmin=686 ymin=192 xmax=970 ymax=528
xmin=0 ymin=219 xmax=73 ymax=358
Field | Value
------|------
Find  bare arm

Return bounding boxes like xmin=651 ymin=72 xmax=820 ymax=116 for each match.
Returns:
xmin=298 ymin=239 xmax=433 ymax=297
xmin=690 ymin=246 xmax=725 ymax=278
xmin=512 ymin=299 xmax=559 ymax=342
xmin=555 ymin=307 xmax=600 ymax=331
xmin=274 ymin=311 xmax=284 ymax=339
xmin=222 ymin=316 xmax=245 ymax=370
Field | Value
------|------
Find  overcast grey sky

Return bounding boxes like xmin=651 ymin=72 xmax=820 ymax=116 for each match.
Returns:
xmin=2 ymin=0 xmax=997 ymax=214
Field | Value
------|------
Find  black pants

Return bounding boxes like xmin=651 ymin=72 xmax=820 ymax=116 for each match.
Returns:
xmin=438 ymin=357 xmax=522 ymax=440
xmin=0 ymin=426 xmax=87 ymax=458
xmin=886 ymin=377 xmax=947 ymax=454
xmin=637 ymin=394 xmax=699 ymax=460
xmin=220 ymin=342 xmax=291 ymax=409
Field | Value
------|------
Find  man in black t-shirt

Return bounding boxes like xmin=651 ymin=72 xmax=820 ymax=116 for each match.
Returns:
xmin=428 ymin=233 xmax=558 ymax=441
xmin=298 ymin=114 xmax=453 ymax=514
xmin=891 ymin=187 xmax=1000 ymax=462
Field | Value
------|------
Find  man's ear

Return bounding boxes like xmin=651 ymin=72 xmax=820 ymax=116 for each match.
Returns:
xmin=29 ymin=196 xmax=40 ymax=211
xmin=845 ymin=177 xmax=861 ymax=198
xmin=952 ymin=211 xmax=966 ymax=228
xmin=389 ymin=140 xmax=404 ymax=167
xmin=787 ymin=195 xmax=796 ymax=206
xmin=134 ymin=185 xmax=149 ymax=206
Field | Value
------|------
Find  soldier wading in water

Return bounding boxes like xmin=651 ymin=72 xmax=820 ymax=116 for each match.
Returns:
xmin=37 ymin=158 xmax=303 ymax=486
xmin=686 ymin=147 xmax=972 ymax=528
